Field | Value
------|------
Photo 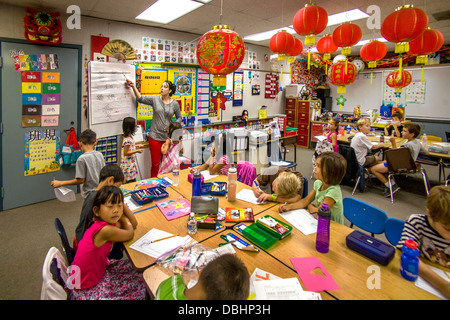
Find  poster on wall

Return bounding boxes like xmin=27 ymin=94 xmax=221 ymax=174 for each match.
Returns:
xmin=233 ymin=70 xmax=243 ymax=106
xmin=24 ymin=129 xmax=60 ymax=176
xmin=406 ymin=80 xmax=426 ymax=103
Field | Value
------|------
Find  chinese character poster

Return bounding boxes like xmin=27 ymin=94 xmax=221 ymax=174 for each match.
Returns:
xmin=24 ymin=129 xmax=60 ymax=176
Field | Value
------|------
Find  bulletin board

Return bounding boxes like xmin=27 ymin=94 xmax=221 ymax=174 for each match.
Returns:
xmin=328 ymin=65 xmax=450 ymax=121
xmin=136 ymin=63 xmax=198 ymax=120
xmin=88 ymin=61 xmax=136 ymax=138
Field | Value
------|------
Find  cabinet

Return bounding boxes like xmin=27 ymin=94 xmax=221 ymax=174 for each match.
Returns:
xmin=285 ymin=98 xmax=311 ymax=148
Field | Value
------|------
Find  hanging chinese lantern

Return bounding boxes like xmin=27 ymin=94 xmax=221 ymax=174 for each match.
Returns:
xmin=386 ymin=69 xmax=412 ymax=104
xmin=328 ymin=60 xmax=357 ymax=95
xmin=269 ymin=30 xmax=295 ymax=61
xmin=293 ymin=3 xmax=328 ymax=70
xmin=332 ymin=22 xmax=362 ymax=56
xmin=408 ymin=28 xmax=444 ymax=83
xmin=292 ymin=3 xmax=328 ymax=46
xmin=287 ymin=37 xmax=303 ymax=63
xmin=360 ymin=40 xmax=387 ymax=83
xmin=196 ymin=25 xmax=245 ymax=88
xmin=381 ymin=5 xmax=428 ymax=76
xmin=316 ymin=34 xmax=338 ymax=74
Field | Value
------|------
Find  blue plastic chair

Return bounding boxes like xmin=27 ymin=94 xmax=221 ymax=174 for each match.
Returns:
xmin=302 ymin=176 xmax=308 ymax=199
xmin=384 ymin=218 xmax=405 ymax=246
xmin=54 ymin=218 xmax=75 ymax=265
xmin=343 ymin=197 xmax=388 ymax=237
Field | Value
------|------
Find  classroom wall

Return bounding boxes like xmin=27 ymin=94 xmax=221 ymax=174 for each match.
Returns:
xmin=0 ymin=3 xmax=290 ymax=131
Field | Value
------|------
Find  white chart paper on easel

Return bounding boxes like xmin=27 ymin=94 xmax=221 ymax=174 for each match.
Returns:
xmin=88 ymin=62 xmax=136 ymax=138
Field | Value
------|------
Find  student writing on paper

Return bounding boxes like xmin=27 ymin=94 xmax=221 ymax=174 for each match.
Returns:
xmin=68 ymin=186 xmax=145 ymax=300
xmin=397 ymin=185 xmax=450 ymax=299
xmin=51 ymin=129 xmax=105 ymax=198
xmin=155 ymin=254 xmax=249 ymax=300
xmin=126 ymin=79 xmax=182 ymax=178
xmin=280 ymin=152 xmax=346 ymax=224
xmin=158 ymin=122 xmax=184 ymax=175
xmin=75 ymin=164 xmax=137 ymax=258
xmin=121 ymin=117 xmax=143 ymax=183
xmin=252 ymin=166 xmax=304 ymax=204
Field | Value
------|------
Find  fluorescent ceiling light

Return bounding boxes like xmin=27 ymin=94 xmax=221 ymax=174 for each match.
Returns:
xmin=326 ymin=9 xmax=369 ymax=26
xmin=136 ymin=0 xmax=203 ymax=24
xmin=244 ymin=9 xmax=369 ymax=42
xmin=244 ymin=27 xmax=296 ymax=41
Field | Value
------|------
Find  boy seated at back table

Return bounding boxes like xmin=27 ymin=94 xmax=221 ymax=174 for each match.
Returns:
xmin=370 ymin=122 xmax=428 ymax=197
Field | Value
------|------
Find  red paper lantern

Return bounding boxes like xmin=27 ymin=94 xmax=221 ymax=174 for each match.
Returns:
xmin=386 ymin=70 xmax=412 ymax=91
xmin=328 ymin=60 xmax=357 ymax=94
xmin=292 ymin=3 xmax=328 ymax=46
xmin=287 ymin=38 xmax=303 ymax=62
xmin=360 ymin=40 xmax=388 ymax=68
xmin=269 ymin=30 xmax=295 ymax=60
xmin=196 ymin=25 xmax=245 ymax=87
xmin=408 ymin=28 xmax=444 ymax=64
xmin=381 ymin=5 xmax=428 ymax=54
xmin=316 ymin=34 xmax=338 ymax=61
xmin=332 ymin=22 xmax=362 ymax=55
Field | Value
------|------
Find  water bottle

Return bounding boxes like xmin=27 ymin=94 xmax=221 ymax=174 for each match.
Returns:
xmin=187 ymin=212 xmax=197 ymax=235
xmin=227 ymin=166 xmax=237 ymax=202
xmin=380 ymin=132 xmax=384 ymax=143
xmin=400 ymin=239 xmax=420 ymax=281
xmin=346 ymin=125 xmax=351 ymax=134
xmin=192 ymin=170 xmax=202 ymax=197
xmin=421 ymin=133 xmax=428 ymax=148
xmin=315 ymin=203 xmax=331 ymax=253
xmin=172 ymin=163 xmax=180 ymax=187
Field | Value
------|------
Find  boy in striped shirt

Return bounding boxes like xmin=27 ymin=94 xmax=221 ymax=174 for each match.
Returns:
xmin=397 ymin=185 xmax=450 ymax=298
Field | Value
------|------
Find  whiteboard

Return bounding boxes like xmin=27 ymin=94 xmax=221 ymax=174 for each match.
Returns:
xmin=329 ymin=65 xmax=450 ymax=121
xmin=88 ymin=62 xmax=136 ymax=138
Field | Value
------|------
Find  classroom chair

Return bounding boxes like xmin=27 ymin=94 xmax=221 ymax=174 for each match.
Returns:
xmin=384 ymin=218 xmax=405 ymax=247
xmin=40 ymin=247 xmax=69 ymax=300
xmin=338 ymin=144 xmax=360 ymax=190
xmin=302 ymin=176 xmax=308 ymax=199
xmin=232 ymin=133 xmax=249 ymax=164
xmin=54 ymin=218 xmax=75 ymax=265
xmin=352 ymin=165 xmax=373 ymax=195
xmin=385 ymin=147 xmax=430 ymax=203
xmin=343 ymin=197 xmax=388 ymax=237
xmin=446 ymin=132 xmax=450 ymax=143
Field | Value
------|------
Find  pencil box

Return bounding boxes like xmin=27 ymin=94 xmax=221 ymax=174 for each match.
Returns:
xmin=201 ymin=182 xmax=227 ymax=196
xmin=346 ymin=230 xmax=395 ymax=266
xmin=191 ymin=196 xmax=219 ymax=229
xmin=233 ymin=222 xmax=278 ymax=250
xmin=255 ymin=215 xmax=293 ymax=240
xmin=130 ymin=186 xmax=169 ymax=205
xmin=428 ymin=145 xmax=449 ymax=154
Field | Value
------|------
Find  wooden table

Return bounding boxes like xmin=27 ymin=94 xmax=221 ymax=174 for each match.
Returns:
xmin=143 ymin=230 xmax=336 ymax=300
xmin=123 ymin=170 xmax=278 ymax=271
xmin=259 ymin=206 xmax=442 ymax=300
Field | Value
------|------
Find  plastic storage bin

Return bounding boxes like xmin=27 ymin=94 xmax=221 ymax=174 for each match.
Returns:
xmin=285 ymin=127 xmax=298 ymax=137
xmin=130 ymin=186 xmax=169 ymax=205
xmin=201 ymin=182 xmax=227 ymax=196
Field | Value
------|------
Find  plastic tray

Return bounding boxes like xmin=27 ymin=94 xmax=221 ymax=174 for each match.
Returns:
xmin=234 ymin=223 xmax=278 ymax=250
xmin=130 ymin=186 xmax=169 ymax=205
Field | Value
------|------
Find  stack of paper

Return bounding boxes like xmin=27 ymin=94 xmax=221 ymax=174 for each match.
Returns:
xmin=130 ymin=228 xmax=191 ymax=258
xmin=280 ymin=209 xmax=318 ymax=235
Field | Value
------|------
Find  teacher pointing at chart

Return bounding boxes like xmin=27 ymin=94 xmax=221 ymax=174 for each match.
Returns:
xmin=126 ymin=79 xmax=182 ymax=178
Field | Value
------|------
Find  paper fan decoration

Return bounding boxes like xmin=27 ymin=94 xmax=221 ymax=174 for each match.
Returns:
xmin=101 ymin=39 xmax=136 ymax=60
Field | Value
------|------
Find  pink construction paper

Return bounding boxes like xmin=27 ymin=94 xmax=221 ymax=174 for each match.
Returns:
xmin=156 ymin=197 xmax=191 ymax=221
xmin=290 ymin=256 xmax=340 ymax=292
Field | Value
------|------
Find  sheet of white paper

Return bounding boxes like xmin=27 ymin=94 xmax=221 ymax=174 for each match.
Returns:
xmin=254 ymin=278 xmax=308 ymax=300
xmin=270 ymin=161 xmax=291 ymax=166
xmin=124 ymin=195 xmax=142 ymax=211
xmin=433 ymin=142 xmax=450 ymax=148
xmin=200 ymin=170 xmax=218 ymax=181
xmin=415 ymin=265 xmax=450 ymax=300
xmin=236 ymin=189 xmax=266 ymax=205
xmin=130 ymin=228 xmax=191 ymax=258
xmin=315 ymin=135 xmax=327 ymax=142
xmin=54 ymin=187 xmax=76 ymax=202
xmin=280 ymin=209 xmax=318 ymax=235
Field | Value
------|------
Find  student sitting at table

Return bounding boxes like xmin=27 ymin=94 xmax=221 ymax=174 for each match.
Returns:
xmin=190 ymin=133 xmax=231 ymax=175
xmin=384 ymin=111 xmax=405 ymax=138
xmin=251 ymin=166 xmax=304 ymax=204
xmin=370 ymin=122 xmax=428 ymax=197
xmin=397 ymin=185 xmax=450 ymax=299
xmin=74 ymin=164 xmax=137 ymax=258
xmin=155 ymin=254 xmax=250 ymax=300
xmin=350 ymin=117 xmax=385 ymax=169
xmin=280 ymin=152 xmax=347 ymax=224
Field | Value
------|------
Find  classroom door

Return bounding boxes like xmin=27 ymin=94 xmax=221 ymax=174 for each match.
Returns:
xmin=1 ymin=39 xmax=81 ymax=210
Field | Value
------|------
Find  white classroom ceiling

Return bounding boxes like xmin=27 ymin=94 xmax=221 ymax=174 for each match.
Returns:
xmin=6 ymin=0 xmax=450 ymax=55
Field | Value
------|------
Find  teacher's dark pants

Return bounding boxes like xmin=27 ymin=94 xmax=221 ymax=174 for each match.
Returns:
xmin=148 ymin=136 xmax=165 ymax=178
